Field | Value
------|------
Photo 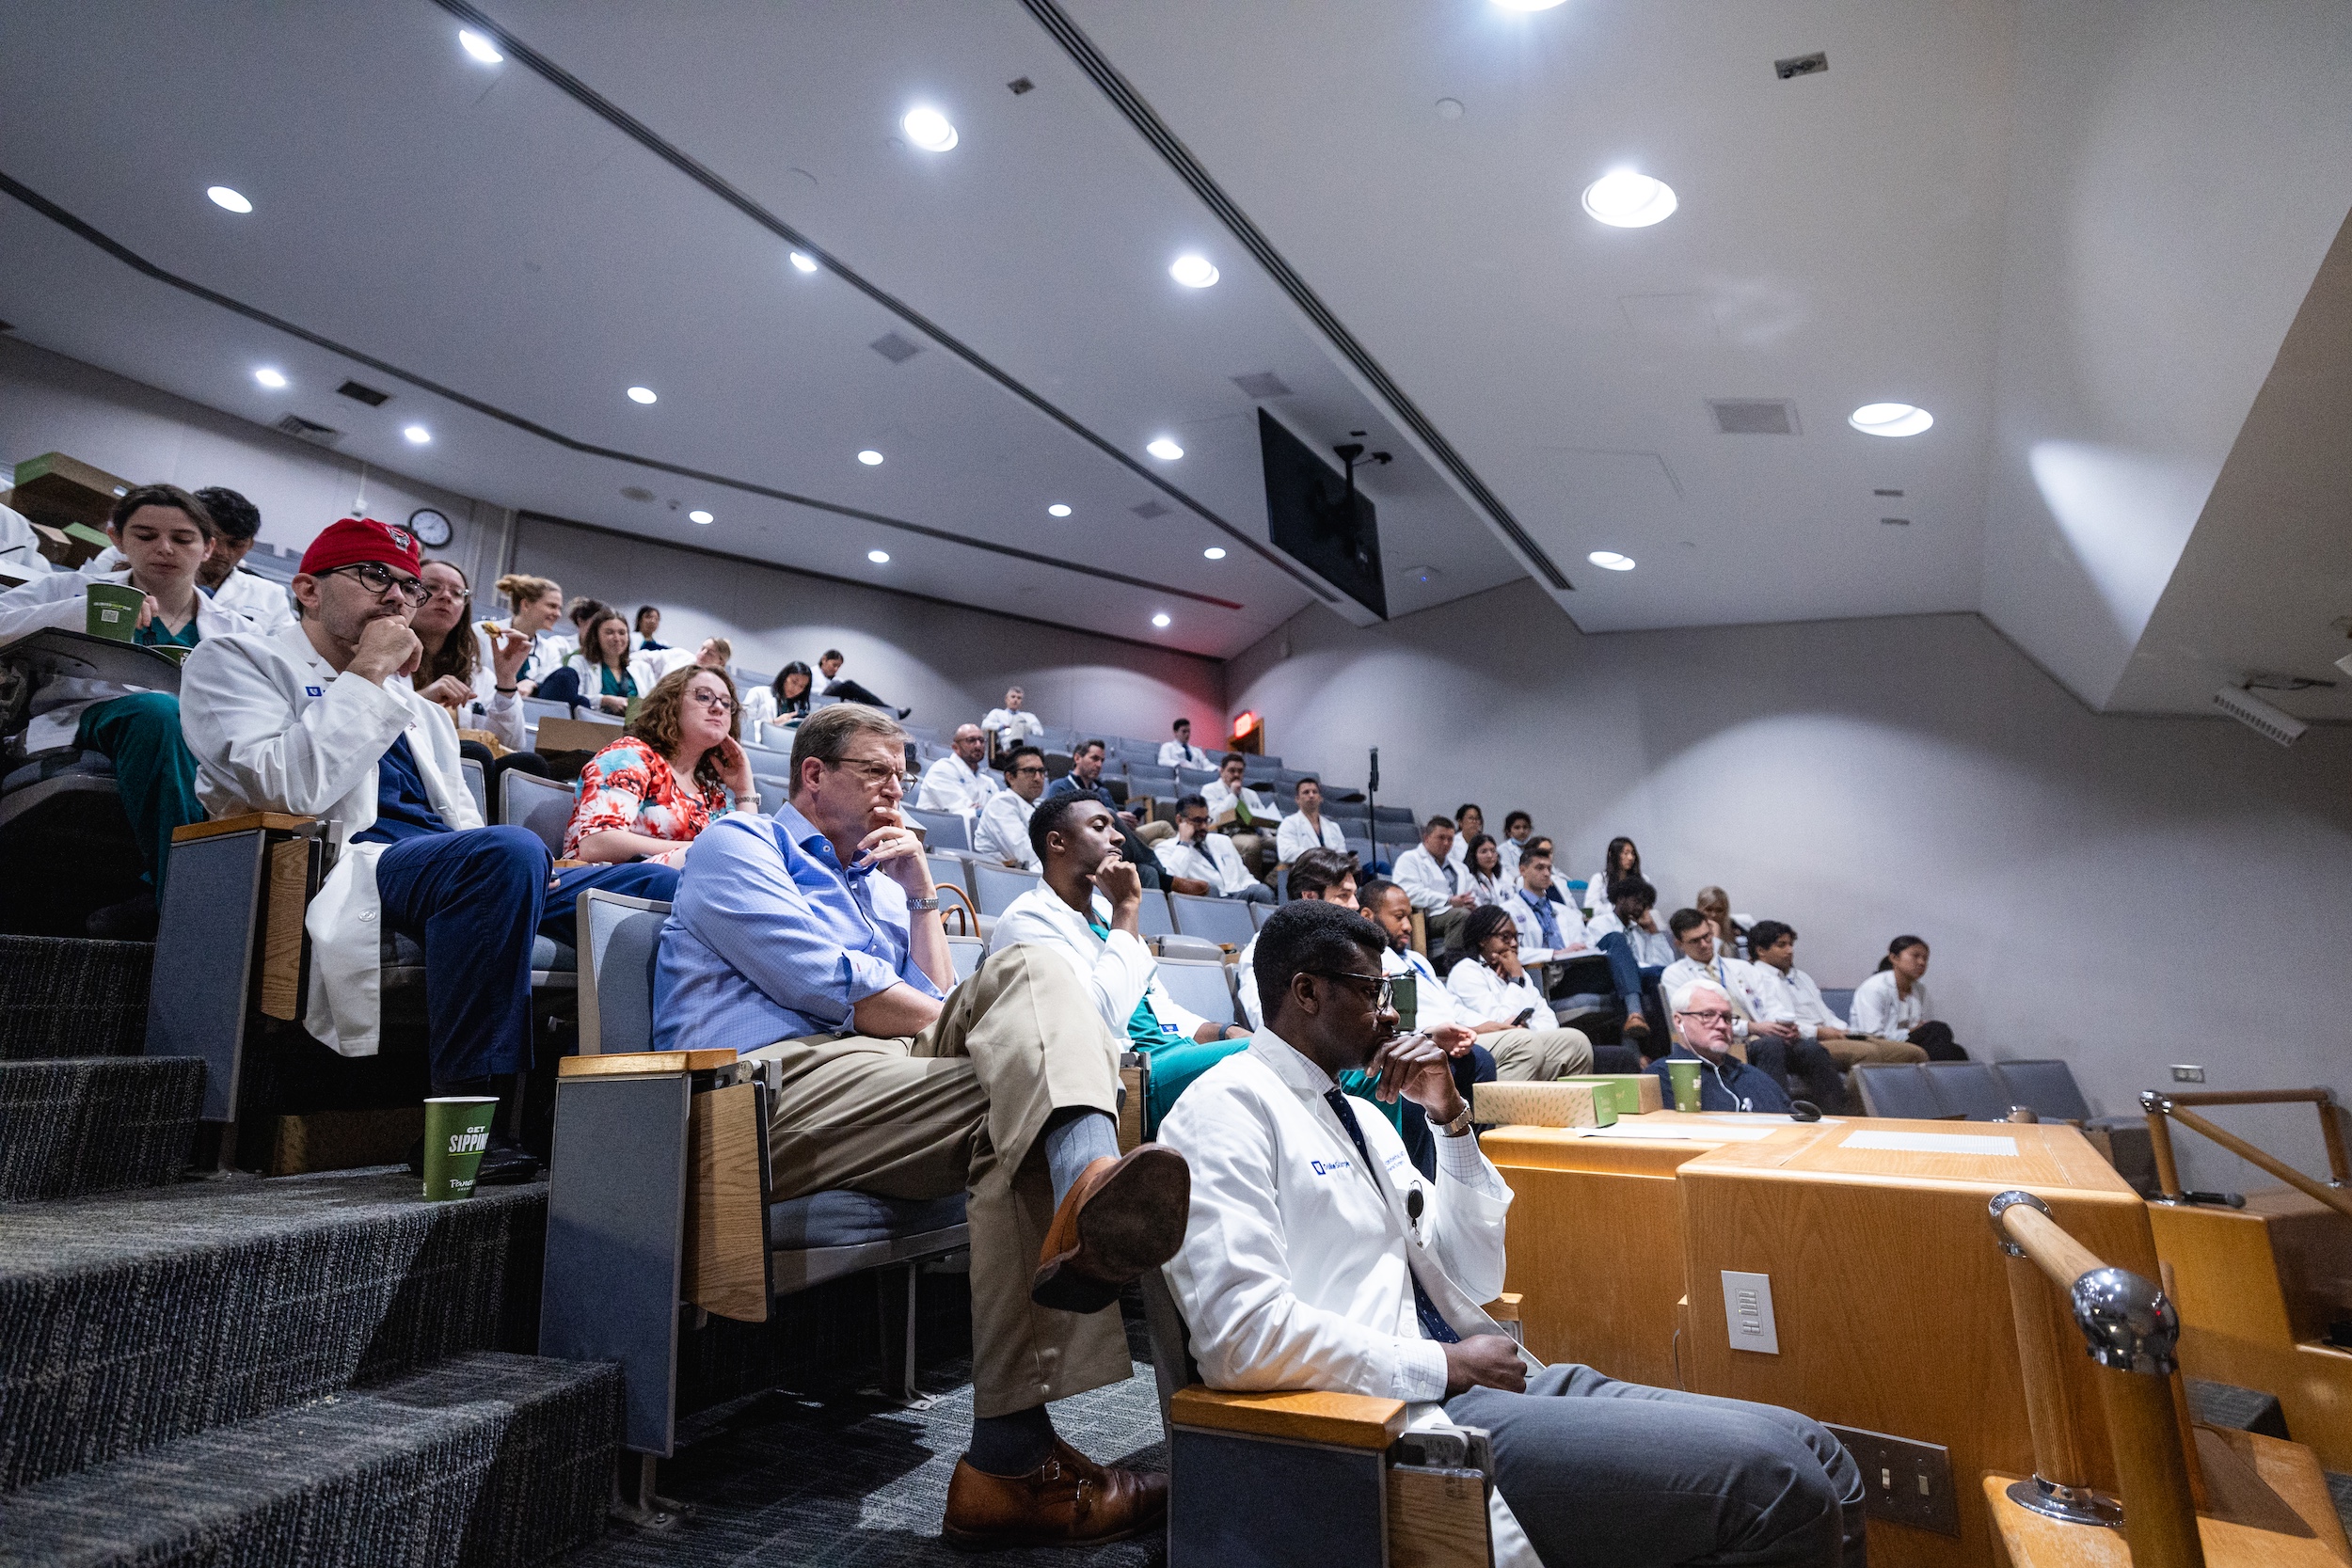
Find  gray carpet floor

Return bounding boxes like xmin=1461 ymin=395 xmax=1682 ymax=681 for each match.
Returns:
xmin=568 ymin=1356 xmax=1169 ymax=1568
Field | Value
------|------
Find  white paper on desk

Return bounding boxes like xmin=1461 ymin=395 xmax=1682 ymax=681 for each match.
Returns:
xmin=1839 ymin=1131 xmax=2018 ymax=1156
xmin=1579 ymin=1119 xmax=1786 ymax=1143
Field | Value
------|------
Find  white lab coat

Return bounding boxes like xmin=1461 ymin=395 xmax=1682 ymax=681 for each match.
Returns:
xmin=1847 ymin=970 xmax=1932 ymax=1037
xmin=180 ymin=621 xmax=485 ymax=1058
xmin=0 ymin=568 xmax=250 ymax=751
xmin=1202 ymin=777 xmax=1275 ymax=825
xmin=1745 ymin=962 xmax=1846 ymax=1041
xmin=208 ymin=566 xmax=294 ymax=632
xmin=0 ymin=503 xmax=49 ymax=578
xmin=1153 ymin=832 xmax=1253 ymax=896
xmin=984 ymin=885 xmax=1206 ymax=1043
xmin=982 ymin=706 xmax=1043 ymax=748
xmin=1585 ymin=906 xmax=1674 ymax=966
xmin=395 ymin=632 xmax=524 ymax=753
xmin=1661 ymin=954 xmax=1770 ymax=1042
xmin=915 ymin=752 xmax=998 ymax=816
xmin=1447 ymin=958 xmax=1557 ymax=1031
xmin=1275 ymin=811 xmax=1347 ymax=862
xmin=1505 ymin=888 xmax=1592 ymax=959
xmin=1234 ymin=935 xmax=1263 ymax=1030
xmin=1392 ymin=845 xmax=1465 ymax=916
xmin=1158 ymin=739 xmax=1215 ymax=770
xmin=564 ymin=648 xmax=661 ymax=709
xmin=1156 ymin=1036 xmax=1538 ymax=1565
xmin=1379 ymin=945 xmax=1468 ymax=1032
xmin=973 ymin=789 xmax=1040 ymax=870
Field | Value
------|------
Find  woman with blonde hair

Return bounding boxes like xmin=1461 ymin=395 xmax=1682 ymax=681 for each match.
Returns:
xmin=564 ymin=664 xmax=759 ymax=867
xmin=1695 ymin=884 xmax=1748 ymax=959
xmin=489 ymin=572 xmax=568 ymax=697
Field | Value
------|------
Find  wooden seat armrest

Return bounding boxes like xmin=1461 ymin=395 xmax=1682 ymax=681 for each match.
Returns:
xmin=1168 ymin=1386 xmax=1407 ymax=1450
xmin=559 ymin=1049 xmax=739 ymax=1077
xmin=172 ymin=812 xmax=322 ymax=845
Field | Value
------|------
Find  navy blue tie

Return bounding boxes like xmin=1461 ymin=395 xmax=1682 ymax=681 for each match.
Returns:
xmin=1324 ymin=1088 xmax=1461 ymax=1345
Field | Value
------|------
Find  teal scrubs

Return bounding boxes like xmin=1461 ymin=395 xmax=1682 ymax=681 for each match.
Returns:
xmin=73 ymin=610 xmax=205 ymax=895
xmin=1089 ymin=916 xmax=1251 ymax=1137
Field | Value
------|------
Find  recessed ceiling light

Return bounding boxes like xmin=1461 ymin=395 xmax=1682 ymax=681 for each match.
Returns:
xmin=207 ymin=186 xmax=252 ymax=214
xmin=1848 ymin=402 xmax=1934 ymax=437
xmin=627 ymin=386 xmax=658 ymax=404
xmin=1436 ymin=98 xmax=1465 ymax=119
xmin=457 ymin=28 xmax=503 ymax=64
xmin=788 ymin=251 xmax=818 ymax=274
xmin=690 ymin=510 xmax=714 ymax=524
xmin=1493 ymin=0 xmax=1568 ymax=9
xmin=1203 ymin=546 xmax=1227 ymax=560
xmin=901 ymin=107 xmax=959 ymax=152
xmin=1146 ymin=437 xmax=1184 ymax=461
xmin=1587 ymin=550 xmax=1637 ymax=571
xmin=857 ymin=449 xmax=884 ymax=466
xmin=1047 ymin=503 xmax=1072 ymax=517
xmin=867 ymin=549 xmax=891 ymax=564
xmin=1581 ymin=170 xmax=1677 ymax=228
xmin=1169 ymin=253 xmax=1219 ymax=289
xmin=253 ymin=367 xmax=288 ymax=389
xmin=402 ymin=425 xmax=431 ymax=445
xmin=1152 ymin=612 xmax=1171 ymax=628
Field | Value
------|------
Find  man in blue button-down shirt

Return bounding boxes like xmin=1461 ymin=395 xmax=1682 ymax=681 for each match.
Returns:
xmin=655 ymin=704 xmax=1185 ymax=1550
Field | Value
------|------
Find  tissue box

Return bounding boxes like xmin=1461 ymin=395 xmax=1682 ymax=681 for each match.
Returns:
xmin=1474 ymin=1080 xmax=1605 ymax=1129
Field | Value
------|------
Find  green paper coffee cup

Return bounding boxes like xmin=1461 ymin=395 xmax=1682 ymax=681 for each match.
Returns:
xmin=1667 ymin=1059 xmax=1703 ymax=1113
xmin=1390 ymin=971 xmax=1417 ymax=1033
xmin=422 ymin=1096 xmax=499 ymax=1201
xmin=86 ymin=581 xmax=145 ymax=642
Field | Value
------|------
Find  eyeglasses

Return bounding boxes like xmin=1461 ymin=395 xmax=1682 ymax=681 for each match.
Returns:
xmin=685 ymin=690 xmax=739 ymax=713
xmin=326 ymin=562 xmax=428 ymax=606
xmin=421 ymin=584 xmax=468 ymax=605
xmin=1675 ymin=1009 xmax=1735 ymax=1026
xmin=827 ymin=756 xmax=901 ymax=786
xmin=1311 ymin=971 xmax=1394 ymax=1008
xmin=1009 ymin=764 xmax=1046 ymax=777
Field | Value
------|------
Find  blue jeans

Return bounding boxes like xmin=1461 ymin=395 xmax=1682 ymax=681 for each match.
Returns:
xmin=373 ymin=825 xmax=676 ymax=1084
xmin=1597 ymin=932 xmax=1667 ymax=1047
xmin=1450 ymin=1363 xmax=1865 ymax=1568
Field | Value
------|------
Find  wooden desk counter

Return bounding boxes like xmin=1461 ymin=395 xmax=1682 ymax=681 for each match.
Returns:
xmin=1677 ymin=1118 xmax=2156 ymax=1568
xmin=1482 ymin=1113 xmax=1820 ymax=1384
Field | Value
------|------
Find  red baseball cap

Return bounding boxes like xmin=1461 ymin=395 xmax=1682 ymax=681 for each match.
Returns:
xmin=299 ymin=516 xmax=422 ymax=579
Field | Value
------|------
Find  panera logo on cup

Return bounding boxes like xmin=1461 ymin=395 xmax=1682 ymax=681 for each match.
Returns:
xmin=421 ymin=1096 xmax=500 ymax=1201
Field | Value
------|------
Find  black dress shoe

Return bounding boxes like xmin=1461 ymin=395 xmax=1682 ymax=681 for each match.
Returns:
xmin=86 ymin=889 xmax=158 ymax=940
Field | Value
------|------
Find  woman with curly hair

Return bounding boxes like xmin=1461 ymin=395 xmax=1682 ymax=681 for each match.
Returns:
xmin=563 ymin=664 xmax=759 ymax=867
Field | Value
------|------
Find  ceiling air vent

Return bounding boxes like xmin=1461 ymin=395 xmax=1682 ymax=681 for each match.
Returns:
xmin=1880 ymin=517 xmax=1912 ymax=527
xmin=273 ymin=413 xmax=342 ymax=447
xmin=1774 ymin=51 xmax=1828 ymax=81
xmin=1007 ymin=76 xmax=1035 ymax=95
xmin=336 ymin=379 xmax=390 ymax=407
xmin=1131 ymin=499 xmax=1169 ymax=520
xmin=1232 ymin=372 xmax=1292 ymax=400
xmin=1708 ymin=399 xmax=1799 ymax=436
xmin=620 ymin=485 xmax=656 ymax=502
xmin=869 ymin=332 xmax=923 ymax=365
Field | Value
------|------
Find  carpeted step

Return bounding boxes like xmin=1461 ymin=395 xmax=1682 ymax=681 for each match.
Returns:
xmin=0 ymin=1056 xmax=202 ymax=1200
xmin=0 ymin=935 xmax=151 ymax=1061
xmin=0 ymin=1350 xmax=618 ymax=1568
xmin=1 ymin=1170 xmax=546 ymax=1493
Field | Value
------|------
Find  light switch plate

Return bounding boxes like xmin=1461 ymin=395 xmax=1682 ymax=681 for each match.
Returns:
xmin=1720 ymin=1270 xmax=1779 ymax=1354
xmin=1823 ymin=1424 xmax=1960 ymax=1536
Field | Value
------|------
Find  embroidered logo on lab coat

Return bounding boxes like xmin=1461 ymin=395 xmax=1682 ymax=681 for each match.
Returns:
xmin=1309 ymin=1158 xmax=1354 ymax=1177
xmin=305 ymin=686 xmax=324 ymax=697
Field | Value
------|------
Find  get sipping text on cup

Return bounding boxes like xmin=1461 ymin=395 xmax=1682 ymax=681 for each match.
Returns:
xmin=1667 ymin=1059 xmax=1703 ymax=1113
xmin=421 ymin=1096 xmax=500 ymax=1201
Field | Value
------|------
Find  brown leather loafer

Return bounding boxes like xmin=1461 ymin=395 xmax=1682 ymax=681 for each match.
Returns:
xmin=942 ymin=1439 xmax=1167 ymax=1551
xmin=1030 ymin=1147 xmax=1190 ymax=1314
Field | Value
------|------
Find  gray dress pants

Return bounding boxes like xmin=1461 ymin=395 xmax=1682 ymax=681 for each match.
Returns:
xmin=1447 ymin=1364 xmax=1866 ymax=1568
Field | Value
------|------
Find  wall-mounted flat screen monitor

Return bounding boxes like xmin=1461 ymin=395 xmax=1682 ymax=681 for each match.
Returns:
xmin=1259 ymin=408 xmax=1386 ymax=619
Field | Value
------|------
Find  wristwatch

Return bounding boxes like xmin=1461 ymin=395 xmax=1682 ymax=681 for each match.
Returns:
xmin=1437 ymin=1101 xmax=1475 ymax=1138
xmin=908 ymin=895 xmax=940 ymax=912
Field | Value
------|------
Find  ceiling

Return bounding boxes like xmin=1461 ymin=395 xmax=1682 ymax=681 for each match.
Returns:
xmin=0 ymin=0 xmax=2347 ymax=701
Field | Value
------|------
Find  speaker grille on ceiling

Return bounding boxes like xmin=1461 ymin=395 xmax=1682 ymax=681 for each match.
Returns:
xmin=869 ymin=332 xmax=923 ymax=364
xmin=335 ymin=379 xmax=390 ymax=406
xmin=1232 ymin=372 xmax=1292 ymax=400
xmin=273 ymin=413 xmax=342 ymax=447
xmin=1131 ymin=499 xmax=1169 ymax=519
xmin=1708 ymin=399 xmax=1800 ymax=436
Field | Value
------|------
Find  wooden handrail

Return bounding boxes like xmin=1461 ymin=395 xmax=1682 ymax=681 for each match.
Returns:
xmin=1990 ymin=1193 xmax=2204 ymax=1568
xmin=2140 ymin=1089 xmax=2352 ymax=1220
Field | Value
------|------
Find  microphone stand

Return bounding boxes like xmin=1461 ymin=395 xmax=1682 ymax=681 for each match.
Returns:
xmin=1365 ymin=746 xmax=1380 ymax=873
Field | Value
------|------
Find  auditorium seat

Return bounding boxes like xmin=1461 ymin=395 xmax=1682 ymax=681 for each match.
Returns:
xmin=1136 ymin=889 xmax=1177 ymax=940
xmin=1155 ymin=957 xmax=1242 ymax=1028
xmin=459 ymin=756 xmax=486 ymax=819
xmin=1169 ymin=893 xmax=1254 ymax=949
xmin=1853 ymin=1058 xmax=2153 ymax=1188
xmin=926 ymin=852 xmax=974 ymax=900
xmin=970 ymin=862 xmax=1041 ymax=917
xmin=1818 ymin=986 xmax=1855 ymax=1020
xmin=501 ymin=769 xmax=577 ymax=857
xmin=947 ymin=935 xmax=983 ymax=982
xmin=906 ymin=806 xmax=970 ymax=853
xmin=553 ymin=890 xmax=973 ymax=1434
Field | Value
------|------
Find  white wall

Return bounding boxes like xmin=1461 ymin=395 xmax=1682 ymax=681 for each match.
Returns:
xmin=1229 ymin=580 xmax=2352 ymax=1191
xmin=510 ymin=514 xmax=1223 ymax=742
xmin=0 ymin=335 xmax=504 ymax=584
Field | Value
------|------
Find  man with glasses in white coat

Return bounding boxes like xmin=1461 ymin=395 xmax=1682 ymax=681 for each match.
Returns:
xmin=1157 ymin=901 xmax=1866 ymax=1568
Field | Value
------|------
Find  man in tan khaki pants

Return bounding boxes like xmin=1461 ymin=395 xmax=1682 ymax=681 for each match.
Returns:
xmin=653 ymin=704 xmax=1185 ymax=1552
